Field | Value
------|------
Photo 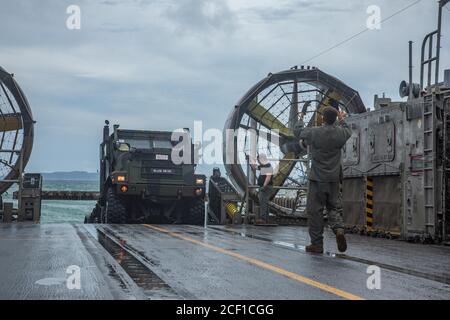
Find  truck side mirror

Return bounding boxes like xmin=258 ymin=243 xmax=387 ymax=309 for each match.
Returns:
xmin=116 ymin=142 xmax=130 ymax=152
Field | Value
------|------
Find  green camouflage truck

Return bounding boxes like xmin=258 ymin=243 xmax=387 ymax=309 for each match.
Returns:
xmin=85 ymin=121 xmax=206 ymax=224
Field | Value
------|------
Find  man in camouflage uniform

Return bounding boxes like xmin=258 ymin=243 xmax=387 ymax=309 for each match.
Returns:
xmin=299 ymin=107 xmax=351 ymax=253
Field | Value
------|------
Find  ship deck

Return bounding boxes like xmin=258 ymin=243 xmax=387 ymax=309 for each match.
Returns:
xmin=0 ymin=223 xmax=449 ymax=300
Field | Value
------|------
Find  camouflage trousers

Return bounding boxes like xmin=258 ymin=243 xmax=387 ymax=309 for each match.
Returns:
xmin=306 ymin=180 xmax=344 ymax=246
xmin=258 ymin=185 xmax=273 ymax=221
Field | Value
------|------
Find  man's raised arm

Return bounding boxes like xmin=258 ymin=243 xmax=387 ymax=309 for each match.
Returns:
xmin=337 ymin=111 xmax=352 ymax=141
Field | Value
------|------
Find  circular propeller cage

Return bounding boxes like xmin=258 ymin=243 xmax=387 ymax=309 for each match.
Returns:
xmin=0 ymin=67 xmax=34 ymax=195
xmin=223 ymin=67 xmax=366 ymax=213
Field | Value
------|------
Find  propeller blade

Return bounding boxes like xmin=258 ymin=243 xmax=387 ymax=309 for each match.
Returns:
xmin=0 ymin=113 xmax=23 ymax=132
xmin=309 ymin=90 xmax=342 ymax=127
xmin=238 ymin=123 xmax=286 ymax=145
xmin=288 ymin=80 xmax=299 ymax=129
xmin=272 ymin=151 xmax=297 ymax=187
xmin=247 ymin=99 xmax=294 ymax=138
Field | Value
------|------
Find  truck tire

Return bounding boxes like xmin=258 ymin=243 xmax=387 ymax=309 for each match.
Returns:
xmin=105 ymin=187 xmax=127 ymax=224
xmin=183 ymin=198 xmax=205 ymax=225
xmin=85 ymin=203 xmax=101 ymax=223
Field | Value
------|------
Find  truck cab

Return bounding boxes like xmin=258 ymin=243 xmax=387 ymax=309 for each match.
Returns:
xmin=87 ymin=121 xmax=206 ymax=224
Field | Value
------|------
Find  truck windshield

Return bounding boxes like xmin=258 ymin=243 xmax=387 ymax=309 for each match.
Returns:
xmin=123 ymin=139 xmax=172 ymax=149
xmin=124 ymin=139 xmax=151 ymax=149
xmin=152 ymin=140 xmax=173 ymax=149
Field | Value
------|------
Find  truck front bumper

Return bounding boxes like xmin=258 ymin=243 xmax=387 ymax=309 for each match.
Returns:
xmin=113 ymin=183 xmax=205 ymax=199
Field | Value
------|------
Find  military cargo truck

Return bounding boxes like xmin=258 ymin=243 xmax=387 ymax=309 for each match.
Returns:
xmin=86 ymin=121 xmax=206 ymax=224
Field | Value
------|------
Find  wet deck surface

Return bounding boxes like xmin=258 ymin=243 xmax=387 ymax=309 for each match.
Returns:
xmin=0 ymin=223 xmax=449 ymax=300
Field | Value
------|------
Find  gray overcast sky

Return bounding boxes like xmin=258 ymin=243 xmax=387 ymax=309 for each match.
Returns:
xmin=0 ymin=0 xmax=449 ymax=172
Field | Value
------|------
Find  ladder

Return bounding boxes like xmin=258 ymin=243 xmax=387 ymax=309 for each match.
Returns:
xmin=443 ymin=96 xmax=450 ymax=243
xmin=423 ymin=95 xmax=437 ymax=238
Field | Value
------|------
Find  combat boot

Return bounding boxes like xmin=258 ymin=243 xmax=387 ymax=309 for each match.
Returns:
xmin=336 ymin=229 xmax=347 ymax=252
xmin=305 ymin=244 xmax=323 ymax=254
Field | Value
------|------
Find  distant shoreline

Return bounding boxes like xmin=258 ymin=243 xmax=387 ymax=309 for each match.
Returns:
xmin=39 ymin=165 xmax=220 ymax=181
xmin=41 ymin=171 xmax=99 ymax=181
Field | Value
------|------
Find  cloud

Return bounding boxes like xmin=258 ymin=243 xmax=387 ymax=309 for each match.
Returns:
xmin=165 ymin=0 xmax=236 ymax=33
xmin=238 ymin=0 xmax=355 ymax=22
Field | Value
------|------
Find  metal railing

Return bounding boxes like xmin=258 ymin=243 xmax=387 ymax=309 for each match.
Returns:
xmin=244 ymin=155 xmax=309 ymax=223
xmin=420 ymin=0 xmax=449 ymax=89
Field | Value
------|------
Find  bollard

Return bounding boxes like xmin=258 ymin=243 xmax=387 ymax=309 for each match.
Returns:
xmin=3 ymin=202 xmax=13 ymax=223
xmin=204 ymin=200 xmax=208 ymax=228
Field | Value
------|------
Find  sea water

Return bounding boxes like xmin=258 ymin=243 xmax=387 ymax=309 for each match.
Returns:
xmin=3 ymin=180 xmax=98 ymax=224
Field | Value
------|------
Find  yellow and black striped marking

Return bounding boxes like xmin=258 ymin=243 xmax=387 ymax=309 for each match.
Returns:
xmin=366 ymin=177 xmax=374 ymax=230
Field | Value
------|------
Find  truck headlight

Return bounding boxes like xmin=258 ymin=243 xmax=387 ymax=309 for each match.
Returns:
xmin=117 ymin=175 xmax=126 ymax=182
xmin=195 ymin=178 xmax=204 ymax=185
xmin=195 ymin=188 xmax=203 ymax=196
